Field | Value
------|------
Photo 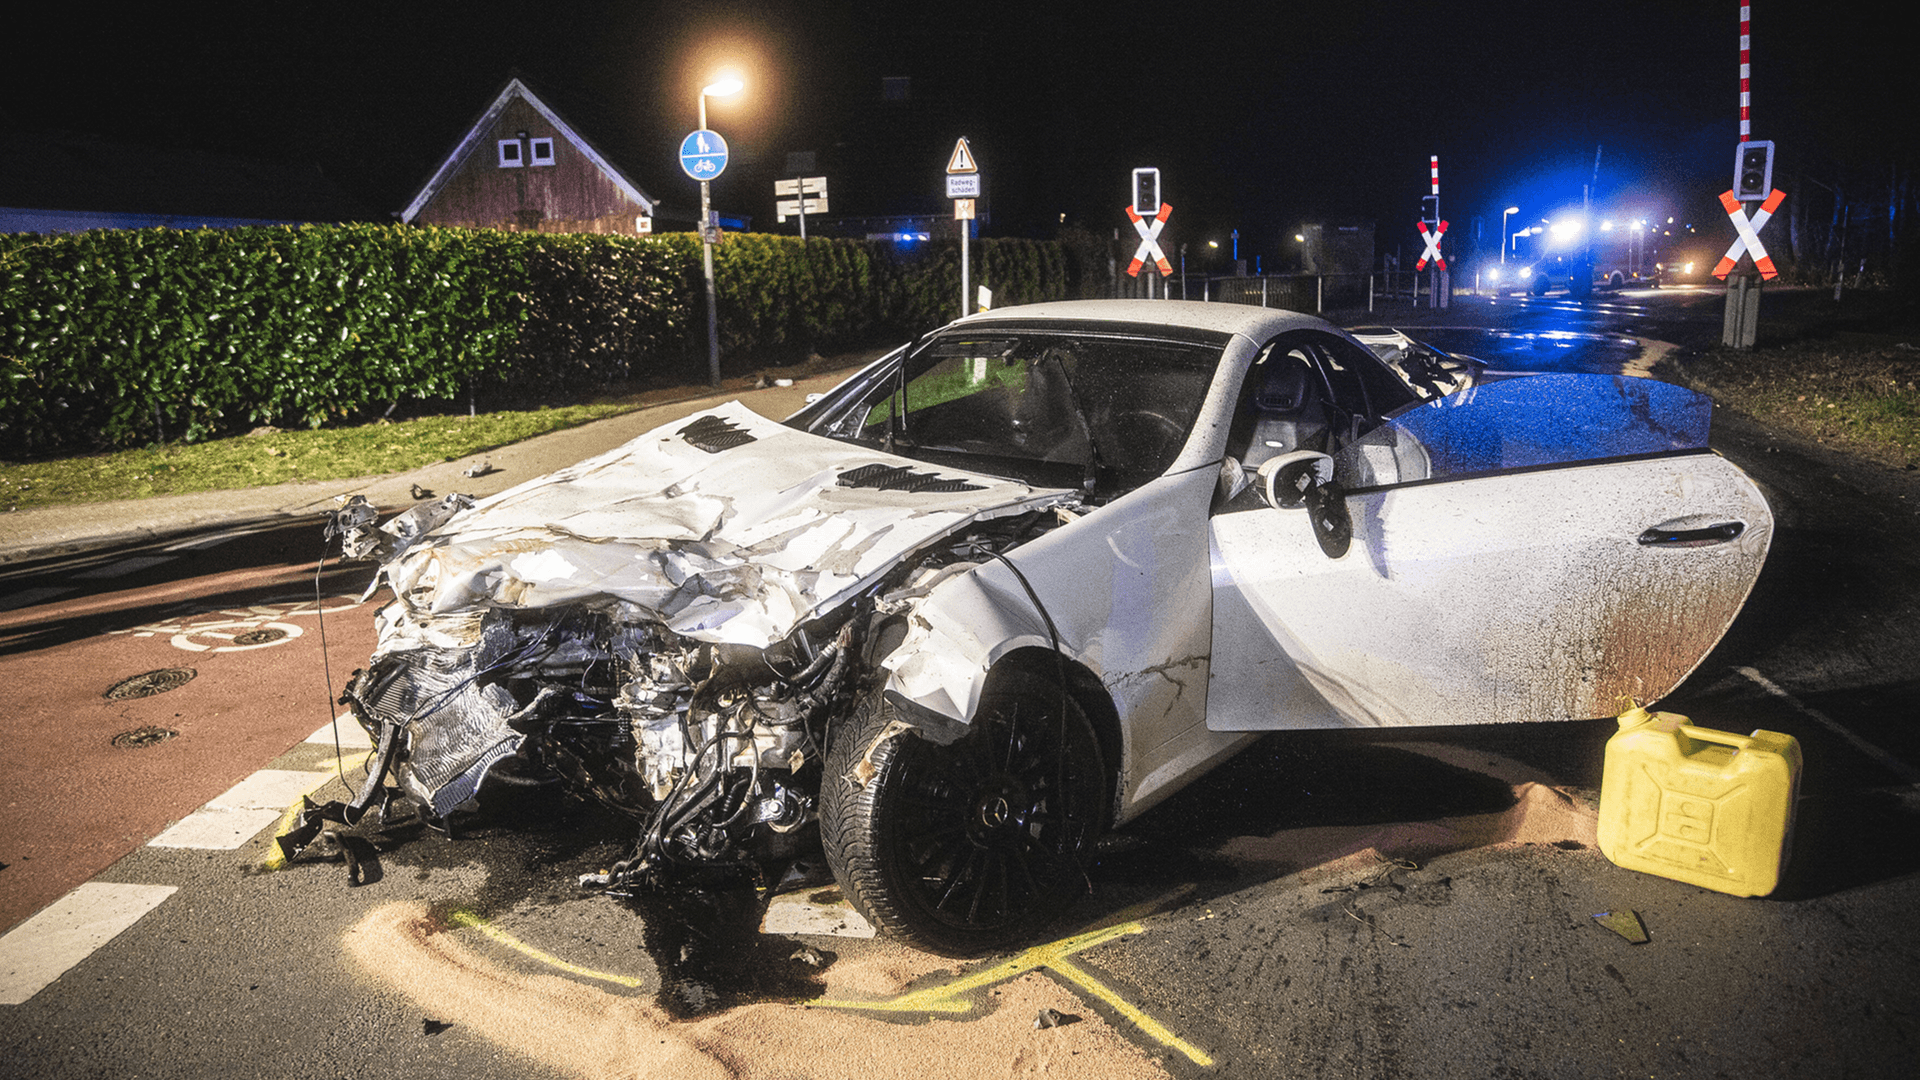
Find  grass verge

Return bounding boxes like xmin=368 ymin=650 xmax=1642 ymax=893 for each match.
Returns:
xmin=1676 ymin=336 xmax=1920 ymax=471
xmin=0 ymin=403 xmax=635 ymax=511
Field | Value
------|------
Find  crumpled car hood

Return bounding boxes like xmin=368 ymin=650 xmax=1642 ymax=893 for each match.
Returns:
xmin=380 ymin=401 xmax=1075 ymax=647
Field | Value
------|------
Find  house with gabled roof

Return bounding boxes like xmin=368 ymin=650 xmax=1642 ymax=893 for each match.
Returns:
xmin=400 ymin=76 xmax=664 ymax=235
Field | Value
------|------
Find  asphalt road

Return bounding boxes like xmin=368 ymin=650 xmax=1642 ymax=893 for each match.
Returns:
xmin=2 ymin=286 xmax=1916 ymax=1079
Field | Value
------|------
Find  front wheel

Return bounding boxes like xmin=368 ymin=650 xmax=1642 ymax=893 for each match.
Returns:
xmin=820 ymin=670 xmax=1107 ymax=956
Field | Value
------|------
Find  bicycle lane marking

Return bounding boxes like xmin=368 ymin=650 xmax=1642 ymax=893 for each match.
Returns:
xmin=104 ymin=595 xmax=365 ymax=653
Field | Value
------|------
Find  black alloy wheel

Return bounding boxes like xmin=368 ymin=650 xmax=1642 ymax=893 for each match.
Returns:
xmin=822 ymin=669 xmax=1106 ymax=956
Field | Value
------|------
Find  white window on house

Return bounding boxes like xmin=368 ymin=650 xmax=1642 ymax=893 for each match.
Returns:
xmin=529 ymin=137 xmax=555 ymax=166
xmin=498 ymin=138 xmax=524 ymax=168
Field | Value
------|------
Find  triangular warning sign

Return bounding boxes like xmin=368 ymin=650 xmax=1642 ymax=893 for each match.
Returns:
xmin=947 ymin=138 xmax=977 ymax=174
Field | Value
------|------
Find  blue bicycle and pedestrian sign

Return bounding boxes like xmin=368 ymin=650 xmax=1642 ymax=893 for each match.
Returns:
xmin=680 ymin=129 xmax=729 ymax=181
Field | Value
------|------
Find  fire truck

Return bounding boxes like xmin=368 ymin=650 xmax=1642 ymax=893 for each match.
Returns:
xmin=1496 ymin=206 xmax=1698 ymax=296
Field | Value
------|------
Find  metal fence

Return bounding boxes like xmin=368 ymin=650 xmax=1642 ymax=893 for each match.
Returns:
xmin=1116 ymin=270 xmax=1454 ymax=312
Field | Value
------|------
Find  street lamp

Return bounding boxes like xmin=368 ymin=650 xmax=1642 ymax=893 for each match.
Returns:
xmin=699 ymin=75 xmax=742 ymax=129
xmin=698 ymin=74 xmax=742 ymax=387
xmin=1501 ymin=206 xmax=1519 ymax=264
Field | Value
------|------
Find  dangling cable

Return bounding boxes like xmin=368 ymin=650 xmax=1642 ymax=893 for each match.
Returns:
xmin=316 ymin=516 xmax=345 ymax=786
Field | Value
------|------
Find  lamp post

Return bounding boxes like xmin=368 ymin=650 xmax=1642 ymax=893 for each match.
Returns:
xmin=698 ymin=75 xmax=742 ymax=387
xmin=1501 ymin=206 xmax=1519 ymax=264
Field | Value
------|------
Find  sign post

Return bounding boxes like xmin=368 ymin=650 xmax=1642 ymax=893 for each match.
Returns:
xmin=1124 ymin=167 xmax=1172 ymax=298
xmin=1714 ymin=186 xmax=1784 ymax=347
xmin=1718 ymin=5 xmax=1781 ymax=348
xmin=775 ymin=176 xmax=828 ymax=240
xmin=680 ymin=128 xmax=730 ymax=386
xmin=1126 ymin=169 xmax=1170 ymax=297
xmin=946 ymin=138 xmax=979 ymax=318
xmin=1420 ymin=155 xmax=1449 ymax=309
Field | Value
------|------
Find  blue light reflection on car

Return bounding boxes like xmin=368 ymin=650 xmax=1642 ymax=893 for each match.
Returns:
xmin=1342 ymin=374 xmax=1713 ymax=486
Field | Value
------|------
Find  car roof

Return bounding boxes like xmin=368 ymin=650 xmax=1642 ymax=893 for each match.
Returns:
xmin=947 ymin=299 xmax=1341 ymax=342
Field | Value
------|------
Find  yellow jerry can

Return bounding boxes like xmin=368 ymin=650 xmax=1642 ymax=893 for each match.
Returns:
xmin=1597 ymin=705 xmax=1802 ymax=897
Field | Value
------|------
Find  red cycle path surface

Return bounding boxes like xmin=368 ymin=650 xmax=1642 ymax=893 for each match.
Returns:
xmin=0 ymin=559 xmax=377 ymax=934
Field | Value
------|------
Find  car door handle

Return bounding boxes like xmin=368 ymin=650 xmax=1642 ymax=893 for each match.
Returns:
xmin=1637 ymin=522 xmax=1745 ymax=547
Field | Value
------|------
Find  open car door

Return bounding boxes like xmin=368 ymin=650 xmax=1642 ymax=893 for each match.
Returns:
xmin=1206 ymin=374 xmax=1772 ymax=730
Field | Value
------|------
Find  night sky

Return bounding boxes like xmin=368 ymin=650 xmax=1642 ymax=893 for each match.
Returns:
xmin=3 ymin=1 xmax=1899 ymax=267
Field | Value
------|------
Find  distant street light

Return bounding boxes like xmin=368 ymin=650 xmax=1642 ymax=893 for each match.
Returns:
xmin=697 ymin=74 xmax=743 ymax=387
xmin=1501 ymin=206 xmax=1519 ymax=264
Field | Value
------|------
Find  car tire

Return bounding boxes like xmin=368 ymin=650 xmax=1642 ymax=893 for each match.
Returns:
xmin=1529 ymin=275 xmax=1549 ymax=296
xmin=820 ymin=669 xmax=1106 ymax=956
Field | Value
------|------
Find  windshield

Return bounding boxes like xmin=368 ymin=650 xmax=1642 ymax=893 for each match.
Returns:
xmin=1334 ymin=373 xmax=1713 ymax=489
xmin=804 ymin=330 xmax=1223 ymax=496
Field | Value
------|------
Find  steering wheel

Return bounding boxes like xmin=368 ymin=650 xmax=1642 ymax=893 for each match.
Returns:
xmin=1105 ymin=409 xmax=1187 ymax=475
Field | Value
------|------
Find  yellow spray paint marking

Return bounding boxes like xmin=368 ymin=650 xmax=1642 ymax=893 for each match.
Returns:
xmin=261 ymin=775 xmax=355 ymax=872
xmin=813 ymin=893 xmax=1213 ymax=1067
xmin=260 ymin=797 xmax=309 ymax=871
xmin=445 ymin=910 xmax=646 ymax=989
xmin=265 ymin=778 xmax=1203 ymax=1064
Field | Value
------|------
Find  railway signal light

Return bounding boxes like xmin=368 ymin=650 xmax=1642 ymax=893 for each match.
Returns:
xmin=1735 ymin=141 xmax=1775 ymax=202
xmin=1132 ymin=168 xmax=1161 ymax=216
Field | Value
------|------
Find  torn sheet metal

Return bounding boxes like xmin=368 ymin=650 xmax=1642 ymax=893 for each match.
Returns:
xmin=380 ymin=402 xmax=1076 ymax=647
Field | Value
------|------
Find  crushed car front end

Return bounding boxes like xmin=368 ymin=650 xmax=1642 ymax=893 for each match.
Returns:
xmin=320 ymin=400 xmax=1084 ymax=888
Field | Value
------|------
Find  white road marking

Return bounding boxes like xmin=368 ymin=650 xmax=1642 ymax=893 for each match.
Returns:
xmin=165 ymin=619 xmax=303 ymax=652
xmin=1735 ymin=666 xmax=1920 ymax=785
xmin=148 ymin=769 xmax=337 ymax=849
xmin=0 ymin=882 xmax=177 ymax=1005
xmin=72 ymin=555 xmax=177 ymax=580
xmin=107 ymin=597 xmax=361 ymax=651
xmin=307 ymin=714 xmax=374 ymax=749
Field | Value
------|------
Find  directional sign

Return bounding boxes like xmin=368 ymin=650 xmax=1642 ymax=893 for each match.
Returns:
xmin=774 ymin=176 xmax=828 ymax=197
xmin=1125 ymin=201 xmax=1173 ymax=277
xmin=954 ymin=198 xmax=976 ymax=220
xmin=1415 ymin=219 xmax=1448 ymax=271
xmin=777 ymin=198 xmax=829 ymax=222
xmin=947 ymin=137 xmax=978 ymax=174
xmin=1714 ymin=187 xmax=1786 ymax=280
xmin=679 ymin=129 xmax=729 ymax=181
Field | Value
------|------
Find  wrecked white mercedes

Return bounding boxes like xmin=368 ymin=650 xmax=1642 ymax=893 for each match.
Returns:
xmin=306 ymin=300 xmax=1771 ymax=955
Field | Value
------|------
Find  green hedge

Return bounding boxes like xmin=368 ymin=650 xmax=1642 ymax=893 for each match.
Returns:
xmin=1 ymin=225 xmax=1101 ymax=455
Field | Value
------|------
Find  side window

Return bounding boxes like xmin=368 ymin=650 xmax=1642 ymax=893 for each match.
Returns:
xmin=1316 ymin=333 xmax=1420 ymax=416
xmin=1313 ymin=335 xmax=1372 ymax=418
xmin=1224 ymin=335 xmax=1333 ymax=472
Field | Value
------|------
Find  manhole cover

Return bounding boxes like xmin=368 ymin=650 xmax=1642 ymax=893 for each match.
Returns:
xmin=103 ymin=668 xmax=197 ymax=700
xmin=231 ymin=627 xmax=288 ymax=646
xmin=111 ymin=725 xmax=180 ymax=749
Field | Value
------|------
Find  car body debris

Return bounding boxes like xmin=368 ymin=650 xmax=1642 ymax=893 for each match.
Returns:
xmin=1592 ymin=909 xmax=1651 ymax=944
xmin=1034 ymin=1007 xmax=1079 ymax=1029
xmin=289 ymin=300 xmax=1772 ymax=956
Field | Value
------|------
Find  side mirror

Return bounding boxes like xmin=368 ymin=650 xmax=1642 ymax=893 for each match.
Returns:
xmin=1254 ymin=451 xmax=1351 ymax=559
xmin=1255 ymin=451 xmax=1333 ymax=510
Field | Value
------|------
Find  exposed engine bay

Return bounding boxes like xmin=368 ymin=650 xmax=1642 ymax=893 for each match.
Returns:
xmin=285 ymin=473 xmax=1075 ymax=892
